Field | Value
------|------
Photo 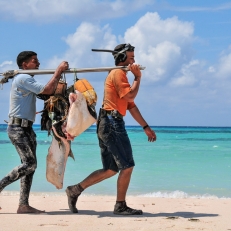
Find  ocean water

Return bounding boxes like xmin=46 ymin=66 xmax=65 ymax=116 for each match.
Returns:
xmin=0 ymin=124 xmax=231 ymax=198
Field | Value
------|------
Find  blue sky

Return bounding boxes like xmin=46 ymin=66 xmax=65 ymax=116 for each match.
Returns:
xmin=0 ymin=0 xmax=231 ymax=126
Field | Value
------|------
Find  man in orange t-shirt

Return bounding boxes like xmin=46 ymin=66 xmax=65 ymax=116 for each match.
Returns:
xmin=65 ymin=43 xmax=156 ymax=215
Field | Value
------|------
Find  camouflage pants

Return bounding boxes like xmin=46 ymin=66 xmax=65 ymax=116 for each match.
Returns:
xmin=0 ymin=125 xmax=37 ymax=206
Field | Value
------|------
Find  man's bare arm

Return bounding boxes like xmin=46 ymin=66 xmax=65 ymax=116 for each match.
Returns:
xmin=122 ymin=64 xmax=141 ymax=102
xmin=129 ymin=106 xmax=157 ymax=142
xmin=40 ymin=61 xmax=69 ymax=95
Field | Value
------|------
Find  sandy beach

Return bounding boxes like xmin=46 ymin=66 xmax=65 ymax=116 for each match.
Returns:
xmin=0 ymin=192 xmax=231 ymax=231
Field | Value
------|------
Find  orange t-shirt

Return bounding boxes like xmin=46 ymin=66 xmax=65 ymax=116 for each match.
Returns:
xmin=103 ymin=69 xmax=136 ymax=116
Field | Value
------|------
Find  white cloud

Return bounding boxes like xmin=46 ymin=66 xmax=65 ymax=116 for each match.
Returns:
xmin=47 ymin=11 xmax=220 ymax=90
xmin=208 ymin=66 xmax=216 ymax=73
xmin=123 ymin=12 xmax=195 ymax=83
xmin=47 ymin=23 xmax=117 ymax=69
xmin=169 ymin=60 xmax=199 ymax=87
xmin=46 ymin=12 xmax=197 ymax=86
xmin=138 ymin=41 xmax=182 ymax=82
xmin=0 ymin=61 xmax=16 ymax=79
xmin=216 ymin=45 xmax=231 ymax=79
xmin=0 ymin=0 xmax=154 ymax=22
xmin=0 ymin=61 xmax=13 ymax=68
xmin=166 ymin=2 xmax=231 ymax=12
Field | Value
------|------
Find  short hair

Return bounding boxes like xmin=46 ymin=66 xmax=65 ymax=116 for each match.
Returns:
xmin=16 ymin=51 xmax=37 ymax=68
xmin=112 ymin=43 xmax=135 ymax=65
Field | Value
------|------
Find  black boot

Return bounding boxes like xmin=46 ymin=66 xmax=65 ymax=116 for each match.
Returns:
xmin=113 ymin=201 xmax=143 ymax=215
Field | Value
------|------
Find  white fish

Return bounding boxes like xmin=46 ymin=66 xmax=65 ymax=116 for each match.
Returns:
xmin=46 ymin=90 xmax=96 ymax=189
xmin=46 ymin=125 xmax=70 ymax=189
xmin=66 ymin=90 xmax=96 ymax=137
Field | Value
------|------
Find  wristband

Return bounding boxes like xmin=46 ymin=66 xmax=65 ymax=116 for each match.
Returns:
xmin=143 ymin=125 xmax=149 ymax=130
xmin=134 ymin=76 xmax=141 ymax=81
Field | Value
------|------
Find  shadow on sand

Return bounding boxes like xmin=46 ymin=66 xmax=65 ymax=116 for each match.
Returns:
xmin=46 ymin=209 xmax=218 ymax=219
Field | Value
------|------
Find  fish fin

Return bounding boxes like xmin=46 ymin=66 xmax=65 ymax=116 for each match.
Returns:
xmin=68 ymin=148 xmax=75 ymax=160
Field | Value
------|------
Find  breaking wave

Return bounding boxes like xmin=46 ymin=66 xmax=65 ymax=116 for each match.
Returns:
xmin=138 ymin=190 xmax=230 ymax=199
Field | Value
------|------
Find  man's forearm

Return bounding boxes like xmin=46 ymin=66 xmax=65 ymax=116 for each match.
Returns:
xmin=123 ymin=77 xmax=141 ymax=102
xmin=129 ymin=106 xmax=148 ymax=127
xmin=130 ymin=77 xmax=141 ymax=97
xmin=40 ymin=69 xmax=63 ymax=95
xmin=40 ymin=61 xmax=69 ymax=95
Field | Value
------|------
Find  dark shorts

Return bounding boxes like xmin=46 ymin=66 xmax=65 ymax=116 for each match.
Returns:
xmin=97 ymin=109 xmax=135 ymax=172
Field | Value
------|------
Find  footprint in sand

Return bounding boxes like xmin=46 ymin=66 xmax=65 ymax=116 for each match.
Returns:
xmin=188 ymin=218 xmax=200 ymax=222
xmin=166 ymin=216 xmax=179 ymax=220
xmin=39 ymin=224 xmax=68 ymax=227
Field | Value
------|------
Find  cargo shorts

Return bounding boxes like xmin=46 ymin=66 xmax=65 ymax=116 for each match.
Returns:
xmin=97 ymin=109 xmax=135 ymax=172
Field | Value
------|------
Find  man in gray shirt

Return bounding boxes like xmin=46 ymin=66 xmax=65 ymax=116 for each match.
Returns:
xmin=0 ymin=51 xmax=69 ymax=213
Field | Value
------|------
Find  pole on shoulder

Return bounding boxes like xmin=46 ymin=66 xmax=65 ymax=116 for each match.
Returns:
xmin=0 ymin=65 xmax=145 ymax=84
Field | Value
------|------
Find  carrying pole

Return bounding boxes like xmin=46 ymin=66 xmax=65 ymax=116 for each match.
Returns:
xmin=0 ymin=65 xmax=145 ymax=84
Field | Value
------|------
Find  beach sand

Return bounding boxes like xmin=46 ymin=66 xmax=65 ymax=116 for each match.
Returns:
xmin=0 ymin=192 xmax=231 ymax=231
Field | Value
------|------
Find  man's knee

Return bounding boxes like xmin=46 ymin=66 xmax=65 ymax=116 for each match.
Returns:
xmin=20 ymin=162 xmax=37 ymax=174
xmin=120 ymin=166 xmax=134 ymax=175
xmin=105 ymin=169 xmax=118 ymax=177
xmin=30 ymin=162 xmax=37 ymax=172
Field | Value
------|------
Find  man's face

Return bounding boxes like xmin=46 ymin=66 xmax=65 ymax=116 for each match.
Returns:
xmin=23 ymin=55 xmax=40 ymax=70
xmin=125 ymin=51 xmax=135 ymax=65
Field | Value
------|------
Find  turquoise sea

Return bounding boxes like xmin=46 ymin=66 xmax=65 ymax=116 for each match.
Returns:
xmin=0 ymin=124 xmax=231 ymax=198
